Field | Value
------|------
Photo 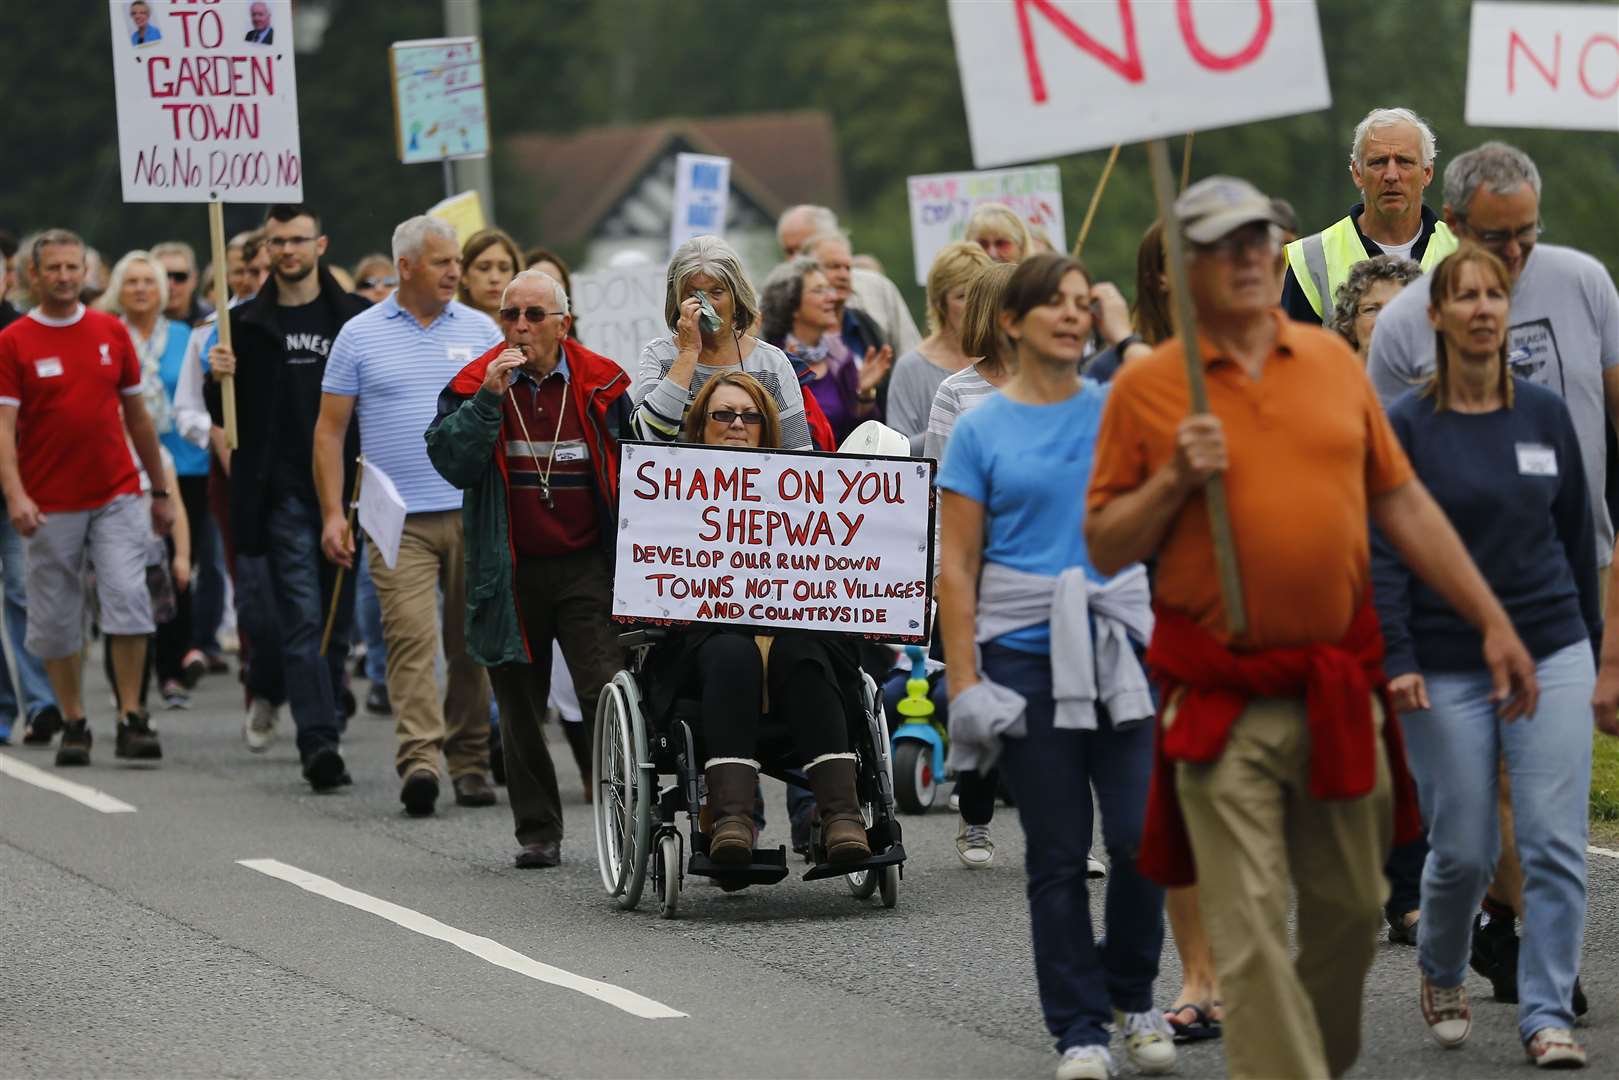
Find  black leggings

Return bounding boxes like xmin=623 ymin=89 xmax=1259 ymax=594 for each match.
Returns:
xmin=696 ymin=633 xmax=849 ymax=766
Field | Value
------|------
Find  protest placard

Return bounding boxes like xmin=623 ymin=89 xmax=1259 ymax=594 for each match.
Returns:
xmin=389 ymin=37 xmax=491 ymax=164
xmin=948 ymin=0 xmax=1330 ymax=168
xmin=670 ymin=153 xmax=731 ymax=252
xmin=614 ymin=443 xmax=935 ymax=642
xmin=907 ymin=165 xmax=1064 ymax=284
xmin=572 ymin=262 xmax=668 ymax=367
xmin=428 ymin=189 xmax=487 ymax=245
xmin=109 ymin=0 xmax=303 ymax=202
xmin=1465 ymin=2 xmax=1619 ymax=132
xmin=358 ymin=459 xmax=407 ymax=571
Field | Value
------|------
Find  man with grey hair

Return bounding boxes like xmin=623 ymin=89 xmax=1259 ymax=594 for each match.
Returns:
xmin=151 ymin=239 xmax=212 ymax=326
xmin=1368 ymin=140 xmax=1619 ymax=1018
xmin=1281 ymin=106 xmax=1457 ymax=325
xmin=316 ymin=214 xmax=503 ymax=817
xmin=427 ymin=268 xmax=632 ymax=867
xmin=778 ymin=204 xmax=921 ymax=354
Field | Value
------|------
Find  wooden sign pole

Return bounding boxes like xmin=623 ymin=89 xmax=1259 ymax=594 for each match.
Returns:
xmin=1145 ymin=138 xmax=1247 ymax=637
xmin=1180 ymin=131 xmax=1196 ymax=192
xmin=319 ymin=458 xmax=364 ymax=658
xmin=1073 ymin=143 xmax=1121 ymax=257
xmin=207 ymin=201 xmax=238 ymax=450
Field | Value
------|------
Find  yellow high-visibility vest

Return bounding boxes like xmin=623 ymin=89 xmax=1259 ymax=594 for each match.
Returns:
xmin=1285 ymin=214 xmax=1458 ymax=318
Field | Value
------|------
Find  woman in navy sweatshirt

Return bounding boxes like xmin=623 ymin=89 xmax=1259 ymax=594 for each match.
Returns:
xmin=1372 ymin=246 xmax=1599 ymax=1069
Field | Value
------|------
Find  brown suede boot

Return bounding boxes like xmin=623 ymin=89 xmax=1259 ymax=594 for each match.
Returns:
xmin=807 ymin=757 xmax=871 ymax=864
xmin=704 ymin=761 xmax=758 ymax=865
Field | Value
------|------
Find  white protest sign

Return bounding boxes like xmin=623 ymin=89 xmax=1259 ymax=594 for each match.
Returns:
xmin=390 ymin=36 xmax=492 ymax=164
xmin=573 ymin=262 xmax=668 ymax=368
xmin=949 ymin=0 xmax=1331 ymax=168
xmin=109 ymin=0 xmax=303 ymax=202
xmin=1465 ymin=2 xmax=1619 ymax=131
xmin=907 ymin=165 xmax=1065 ymax=284
xmin=614 ymin=443 xmax=935 ymax=642
xmin=358 ymin=459 xmax=408 ymax=570
xmin=670 ymin=153 xmax=731 ymax=252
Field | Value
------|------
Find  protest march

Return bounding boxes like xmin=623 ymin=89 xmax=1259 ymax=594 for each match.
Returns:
xmin=4 ymin=2 xmax=1619 ymax=1078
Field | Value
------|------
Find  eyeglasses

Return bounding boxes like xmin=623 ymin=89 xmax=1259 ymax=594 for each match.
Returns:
xmin=1460 ymin=222 xmax=1543 ymax=249
xmin=266 ymin=236 xmax=316 ymax=250
xmin=167 ymin=270 xmax=191 ymax=283
xmin=708 ymin=409 xmax=764 ymax=426
xmin=357 ymin=276 xmax=397 ymax=290
xmin=1191 ymin=227 xmax=1281 ymax=260
xmin=1356 ymin=303 xmax=1386 ymax=319
xmin=497 ymin=306 xmax=564 ymax=324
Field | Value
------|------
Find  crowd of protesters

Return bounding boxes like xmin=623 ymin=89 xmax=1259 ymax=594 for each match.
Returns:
xmin=3 ymin=102 xmax=1618 ymax=1080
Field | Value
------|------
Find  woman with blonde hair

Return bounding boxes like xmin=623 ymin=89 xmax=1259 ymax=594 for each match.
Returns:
xmin=886 ymin=242 xmax=994 ymax=454
xmin=964 ymin=202 xmax=1032 ymax=264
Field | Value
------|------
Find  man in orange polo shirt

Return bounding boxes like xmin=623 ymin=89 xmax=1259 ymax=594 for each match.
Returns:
xmin=1086 ymin=176 xmax=1538 ymax=1080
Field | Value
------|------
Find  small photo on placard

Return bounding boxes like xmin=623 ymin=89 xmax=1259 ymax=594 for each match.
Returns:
xmin=244 ymin=1 xmax=276 ymax=45
xmin=126 ymin=0 xmax=162 ymax=47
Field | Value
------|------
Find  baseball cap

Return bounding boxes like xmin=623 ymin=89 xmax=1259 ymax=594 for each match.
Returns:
xmin=1175 ymin=176 xmax=1290 ymax=245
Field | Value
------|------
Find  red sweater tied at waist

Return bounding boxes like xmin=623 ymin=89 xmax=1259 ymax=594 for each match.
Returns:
xmin=1138 ymin=598 xmax=1424 ymax=887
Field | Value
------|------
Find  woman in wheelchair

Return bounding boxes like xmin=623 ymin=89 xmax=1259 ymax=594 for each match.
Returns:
xmin=640 ymin=371 xmax=873 ymax=867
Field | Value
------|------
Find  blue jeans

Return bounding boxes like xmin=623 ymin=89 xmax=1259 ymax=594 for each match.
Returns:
xmin=1403 ymin=641 xmax=1593 ymax=1039
xmin=179 ymin=472 xmax=226 ymax=655
xmin=355 ymin=546 xmax=387 ymax=684
xmin=0 ymin=516 xmax=55 ymax=720
xmin=234 ymin=553 xmax=285 ymax=706
xmin=984 ymin=642 xmax=1163 ymax=1051
xmin=265 ymin=488 xmax=353 ymax=762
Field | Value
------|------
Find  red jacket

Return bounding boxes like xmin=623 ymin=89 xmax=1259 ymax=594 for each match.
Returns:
xmin=1138 ymin=599 xmax=1424 ymax=887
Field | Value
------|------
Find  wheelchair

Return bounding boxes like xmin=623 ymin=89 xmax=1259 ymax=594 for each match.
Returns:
xmin=592 ymin=628 xmax=906 ymax=918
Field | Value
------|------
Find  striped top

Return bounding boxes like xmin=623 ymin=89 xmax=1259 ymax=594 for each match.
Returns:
xmin=923 ymin=362 xmax=999 ymax=462
xmin=631 ymin=335 xmax=812 ymax=450
xmin=324 ymin=294 xmax=502 ymax=513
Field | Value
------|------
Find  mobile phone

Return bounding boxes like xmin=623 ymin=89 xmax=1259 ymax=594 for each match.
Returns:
xmin=694 ymin=290 xmax=722 ymax=334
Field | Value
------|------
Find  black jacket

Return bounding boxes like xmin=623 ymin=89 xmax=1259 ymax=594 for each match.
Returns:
xmin=204 ymin=268 xmax=368 ymax=555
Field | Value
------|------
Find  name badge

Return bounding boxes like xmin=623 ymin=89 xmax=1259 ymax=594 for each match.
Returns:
xmin=1516 ymin=443 xmax=1557 ymax=477
xmin=447 ymin=347 xmax=471 ymax=364
xmin=34 ymin=357 xmax=63 ymax=378
xmin=553 ymin=444 xmax=587 ymax=463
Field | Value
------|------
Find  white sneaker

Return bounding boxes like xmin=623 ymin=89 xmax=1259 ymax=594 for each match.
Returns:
xmin=1056 ymin=1045 xmax=1117 ymax=1080
xmin=1419 ymin=973 xmax=1470 ymax=1048
xmin=948 ymin=789 xmax=961 ymax=812
xmin=243 ymin=698 xmax=278 ymax=752
xmin=956 ymin=818 xmax=994 ymax=867
xmin=1116 ymin=1009 xmax=1177 ymax=1075
xmin=1087 ymin=854 xmax=1108 ymax=879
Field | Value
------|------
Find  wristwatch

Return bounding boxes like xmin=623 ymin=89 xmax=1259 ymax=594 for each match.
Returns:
xmin=1114 ymin=334 xmax=1145 ymax=353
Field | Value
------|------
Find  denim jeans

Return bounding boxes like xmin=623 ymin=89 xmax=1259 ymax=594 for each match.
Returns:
xmin=984 ymin=642 xmax=1163 ymax=1051
xmin=234 ymin=553 xmax=285 ymax=707
xmin=0 ymin=516 xmax=55 ymax=720
xmin=1402 ymin=640 xmax=1593 ymax=1040
xmin=265 ymin=487 xmax=353 ymax=763
xmin=355 ymin=546 xmax=388 ymax=684
xmin=179 ymin=472 xmax=226 ymax=655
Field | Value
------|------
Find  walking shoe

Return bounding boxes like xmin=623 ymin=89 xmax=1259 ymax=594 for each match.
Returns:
xmin=365 ymin=683 xmax=391 ymax=716
xmin=400 ymin=769 xmax=439 ymax=817
xmin=948 ymin=789 xmax=961 ymax=812
xmin=1525 ymin=1026 xmax=1586 ymax=1068
xmin=115 ymin=713 xmax=162 ymax=760
xmin=1116 ymin=1009 xmax=1178 ymax=1075
xmin=1056 ymin=1044 xmax=1117 ymax=1080
xmin=205 ymin=651 xmax=231 ymax=674
xmin=55 ymin=718 xmax=92 ymax=766
xmin=23 ymin=705 xmax=63 ymax=746
xmin=303 ymin=746 xmax=348 ymax=792
xmin=956 ymin=818 xmax=995 ymax=867
xmin=1471 ymin=911 xmax=1520 ymax=1002
xmin=180 ymin=648 xmax=208 ymax=688
xmin=242 ymin=698 xmax=277 ymax=752
xmin=160 ymin=679 xmax=192 ymax=710
xmin=453 ymin=773 xmax=497 ymax=807
xmin=1419 ymin=973 xmax=1471 ymax=1047
xmin=1087 ymin=854 xmax=1108 ymax=879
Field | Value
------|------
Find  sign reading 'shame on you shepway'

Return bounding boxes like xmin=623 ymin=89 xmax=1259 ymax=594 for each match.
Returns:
xmin=109 ymin=0 xmax=303 ymax=202
xmin=613 ymin=443 xmax=935 ymax=642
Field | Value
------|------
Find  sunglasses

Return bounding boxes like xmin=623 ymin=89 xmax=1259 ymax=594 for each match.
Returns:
xmin=167 ymin=270 xmax=191 ymax=283
xmin=498 ymin=306 xmax=564 ymax=324
xmin=357 ymin=276 xmax=397 ymax=290
xmin=709 ymin=409 xmax=764 ymax=426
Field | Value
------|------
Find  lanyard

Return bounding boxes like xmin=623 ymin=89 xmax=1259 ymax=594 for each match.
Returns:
xmin=507 ymin=374 xmax=567 ymax=509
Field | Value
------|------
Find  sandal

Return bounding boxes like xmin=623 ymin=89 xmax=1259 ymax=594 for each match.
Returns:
xmin=1164 ymin=1002 xmax=1222 ymax=1043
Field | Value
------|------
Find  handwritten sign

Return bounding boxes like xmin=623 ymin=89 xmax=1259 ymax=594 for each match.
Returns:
xmin=949 ymin=0 xmax=1331 ymax=168
xmin=669 ymin=153 xmax=731 ymax=252
xmin=389 ymin=36 xmax=491 ymax=164
xmin=572 ymin=262 xmax=667 ymax=368
xmin=614 ymin=443 xmax=935 ymax=641
xmin=109 ymin=0 xmax=303 ymax=202
xmin=427 ymin=189 xmax=487 ymax=246
xmin=1465 ymin=2 xmax=1619 ymax=132
xmin=907 ymin=165 xmax=1064 ymax=284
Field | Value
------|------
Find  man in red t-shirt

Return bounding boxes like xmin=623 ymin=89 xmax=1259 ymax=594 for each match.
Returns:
xmin=0 ymin=229 xmax=175 ymax=766
xmin=427 ymin=269 xmax=633 ymax=868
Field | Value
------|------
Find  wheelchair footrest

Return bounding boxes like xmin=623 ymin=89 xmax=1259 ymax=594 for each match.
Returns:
xmin=802 ymin=841 xmax=906 ymax=882
xmin=688 ymin=846 xmax=791 ymax=886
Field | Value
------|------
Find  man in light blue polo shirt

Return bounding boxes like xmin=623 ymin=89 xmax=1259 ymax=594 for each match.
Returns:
xmin=315 ymin=215 xmax=502 ymax=818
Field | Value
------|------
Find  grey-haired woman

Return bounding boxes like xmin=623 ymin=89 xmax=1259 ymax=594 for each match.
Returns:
xmin=1329 ymin=254 xmax=1423 ymax=363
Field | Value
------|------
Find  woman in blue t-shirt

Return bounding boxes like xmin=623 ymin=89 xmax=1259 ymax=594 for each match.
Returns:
xmin=1372 ymin=246 xmax=1600 ymax=1067
xmin=937 ymin=254 xmax=1173 ymax=1080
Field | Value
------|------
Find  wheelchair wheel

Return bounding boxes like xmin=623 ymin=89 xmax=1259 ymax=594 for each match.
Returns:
xmin=893 ymin=740 xmax=936 ymax=814
xmin=593 ymin=673 xmax=652 ymax=911
xmin=656 ymin=832 xmax=682 ymax=919
xmin=878 ymin=863 xmax=899 ymax=909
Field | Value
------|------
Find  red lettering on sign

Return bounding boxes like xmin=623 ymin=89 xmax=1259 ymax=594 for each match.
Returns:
xmin=1509 ymin=30 xmax=1561 ymax=93
xmin=1016 ymin=0 xmax=1144 ymax=104
xmin=1579 ymin=34 xmax=1619 ymax=99
xmin=1177 ymin=0 xmax=1272 ymax=72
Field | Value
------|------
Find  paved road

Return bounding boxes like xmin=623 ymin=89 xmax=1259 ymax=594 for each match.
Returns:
xmin=3 ymin=653 xmax=1616 ymax=1078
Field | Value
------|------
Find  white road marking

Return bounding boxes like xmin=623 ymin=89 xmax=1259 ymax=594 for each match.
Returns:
xmin=0 ymin=751 xmax=137 ymax=814
xmin=237 ymin=858 xmax=687 ymax=1020
xmin=1589 ymin=845 xmax=1619 ymax=860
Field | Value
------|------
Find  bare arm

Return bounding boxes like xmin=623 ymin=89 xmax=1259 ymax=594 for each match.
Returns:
xmin=1370 ymin=478 xmax=1538 ymax=719
xmin=937 ymin=490 xmax=984 ymax=700
xmin=312 ymin=391 xmax=357 ymax=568
xmin=1591 ymin=532 xmax=1619 ymax=736
xmin=0 ymin=406 xmax=42 ymax=536
xmin=1087 ymin=414 xmax=1225 ymax=576
xmin=164 ymin=454 xmax=191 ymax=591
xmin=1603 ymin=365 xmax=1619 ymax=437
xmin=123 ymin=394 xmax=175 ymax=537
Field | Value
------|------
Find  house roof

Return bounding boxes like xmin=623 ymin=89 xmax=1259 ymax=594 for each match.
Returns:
xmin=504 ymin=110 xmax=846 ymax=247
